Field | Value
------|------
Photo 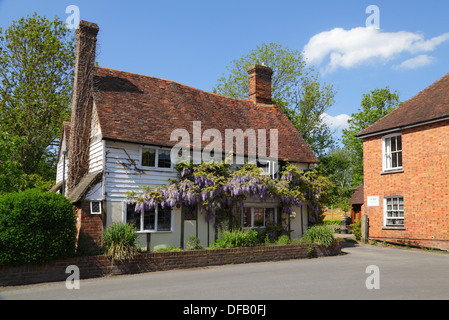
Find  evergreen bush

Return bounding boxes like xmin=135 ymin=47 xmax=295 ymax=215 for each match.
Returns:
xmin=0 ymin=189 xmax=77 ymax=265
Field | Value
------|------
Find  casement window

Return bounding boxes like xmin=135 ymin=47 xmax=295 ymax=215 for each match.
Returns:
xmin=382 ymin=134 xmax=403 ymax=171
xmin=242 ymin=207 xmax=278 ymax=228
xmin=141 ymin=147 xmax=172 ymax=169
xmin=383 ymin=196 xmax=404 ymax=227
xmin=125 ymin=203 xmax=173 ymax=232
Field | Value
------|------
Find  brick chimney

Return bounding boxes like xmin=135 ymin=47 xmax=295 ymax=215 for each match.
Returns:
xmin=247 ymin=64 xmax=273 ymax=105
xmin=67 ymin=21 xmax=99 ymax=193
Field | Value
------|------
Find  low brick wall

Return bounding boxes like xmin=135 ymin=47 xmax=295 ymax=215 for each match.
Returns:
xmin=0 ymin=242 xmax=341 ymax=287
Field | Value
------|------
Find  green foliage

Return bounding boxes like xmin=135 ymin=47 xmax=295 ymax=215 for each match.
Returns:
xmin=299 ymin=225 xmax=335 ymax=248
xmin=102 ymin=222 xmax=139 ymax=261
xmin=342 ymin=87 xmax=400 ymax=186
xmin=128 ymin=159 xmax=331 ymax=227
xmin=213 ymin=42 xmax=337 ymax=157
xmin=0 ymin=189 xmax=77 ymax=265
xmin=351 ymin=220 xmax=361 ymax=241
xmin=209 ymin=229 xmax=259 ymax=249
xmin=318 ymin=147 xmax=354 ymax=206
xmin=0 ymin=13 xmax=75 ymax=190
xmin=186 ymin=236 xmax=203 ymax=250
xmin=275 ymin=235 xmax=290 ymax=245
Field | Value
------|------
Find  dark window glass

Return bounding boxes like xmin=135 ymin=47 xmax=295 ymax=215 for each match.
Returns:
xmin=158 ymin=150 xmax=171 ymax=168
xmin=127 ymin=204 xmax=141 ymax=230
xmin=142 ymin=148 xmax=156 ymax=167
xmin=157 ymin=204 xmax=171 ymax=231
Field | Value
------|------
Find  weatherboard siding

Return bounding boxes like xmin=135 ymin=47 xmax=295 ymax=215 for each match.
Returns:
xmin=104 ymin=140 xmax=177 ymax=201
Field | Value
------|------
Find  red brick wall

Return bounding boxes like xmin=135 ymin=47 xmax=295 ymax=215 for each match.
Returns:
xmin=75 ymin=201 xmax=104 ymax=252
xmin=0 ymin=242 xmax=341 ymax=286
xmin=363 ymin=119 xmax=449 ymax=250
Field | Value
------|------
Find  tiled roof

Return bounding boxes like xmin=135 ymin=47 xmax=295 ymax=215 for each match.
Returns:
xmin=92 ymin=67 xmax=318 ymax=163
xmin=349 ymin=184 xmax=364 ymax=205
xmin=67 ymin=171 xmax=102 ymax=203
xmin=359 ymin=72 xmax=449 ymax=137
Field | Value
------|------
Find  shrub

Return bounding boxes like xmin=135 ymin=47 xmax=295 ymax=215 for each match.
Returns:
xmin=0 ymin=189 xmax=77 ymax=265
xmin=299 ymin=225 xmax=335 ymax=247
xmin=276 ymin=234 xmax=291 ymax=245
xmin=186 ymin=236 xmax=202 ymax=250
xmin=209 ymin=229 xmax=259 ymax=248
xmin=351 ymin=219 xmax=361 ymax=241
xmin=102 ymin=222 xmax=139 ymax=261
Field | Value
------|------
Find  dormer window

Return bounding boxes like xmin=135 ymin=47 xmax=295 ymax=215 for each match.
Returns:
xmin=382 ymin=134 xmax=402 ymax=172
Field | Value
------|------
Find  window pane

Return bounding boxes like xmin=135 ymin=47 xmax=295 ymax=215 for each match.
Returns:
xmin=142 ymin=148 xmax=156 ymax=167
xmin=392 ymin=153 xmax=397 ymax=168
xmin=253 ymin=208 xmax=264 ymax=227
xmin=143 ymin=209 xmax=155 ymax=230
xmin=157 ymin=205 xmax=171 ymax=231
xmin=243 ymin=207 xmax=251 ymax=228
xmin=127 ymin=204 xmax=141 ymax=231
xmin=158 ymin=150 xmax=171 ymax=168
xmin=265 ymin=208 xmax=276 ymax=224
xmin=398 ymin=151 xmax=403 ymax=167
xmin=397 ymin=136 xmax=402 ymax=151
xmin=391 ymin=137 xmax=397 ymax=152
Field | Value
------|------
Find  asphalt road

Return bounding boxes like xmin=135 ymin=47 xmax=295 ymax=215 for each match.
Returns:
xmin=2 ymin=240 xmax=449 ymax=301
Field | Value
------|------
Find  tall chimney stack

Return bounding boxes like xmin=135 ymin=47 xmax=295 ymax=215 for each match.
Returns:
xmin=67 ymin=21 xmax=99 ymax=193
xmin=247 ymin=65 xmax=273 ymax=105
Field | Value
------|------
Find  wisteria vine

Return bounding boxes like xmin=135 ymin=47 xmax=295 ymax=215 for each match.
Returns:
xmin=126 ymin=159 xmax=330 ymax=225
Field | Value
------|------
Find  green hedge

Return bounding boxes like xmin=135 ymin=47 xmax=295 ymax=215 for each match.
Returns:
xmin=0 ymin=189 xmax=77 ymax=265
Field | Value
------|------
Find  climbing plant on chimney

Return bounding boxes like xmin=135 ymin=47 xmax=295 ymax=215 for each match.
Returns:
xmin=126 ymin=159 xmax=330 ymax=226
xmin=0 ymin=13 xmax=75 ymax=192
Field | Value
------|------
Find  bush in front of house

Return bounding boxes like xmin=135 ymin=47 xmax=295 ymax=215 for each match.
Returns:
xmin=0 ymin=189 xmax=77 ymax=266
xmin=299 ymin=225 xmax=336 ymax=248
xmin=102 ymin=222 xmax=139 ymax=261
xmin=209 ymin=229 xmax=259 ymax=248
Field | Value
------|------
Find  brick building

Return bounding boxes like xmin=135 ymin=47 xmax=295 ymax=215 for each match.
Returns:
xmin=358 ymin=72 xmax=449 ymax=250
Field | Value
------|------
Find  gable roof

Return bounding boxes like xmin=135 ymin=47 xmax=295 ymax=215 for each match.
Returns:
xmin=359 ymin=72 xmax=449 ymax=138
xmin=348 ymin=184 xmax=364 ymax=205
xmin=91 ymin=67 xmax=318 ymax=163
xmin=67 ymin=171 xmax=103 ymax=203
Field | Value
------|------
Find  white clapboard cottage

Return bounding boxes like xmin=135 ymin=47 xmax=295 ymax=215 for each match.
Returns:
xmin=52 ymin=21 xmax=318 ymax=251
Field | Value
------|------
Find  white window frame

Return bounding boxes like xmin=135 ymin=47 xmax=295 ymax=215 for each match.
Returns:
xmin=382 ymin=133 xmax=403 ymax=172
xmin=123 ymin=202 xmax=174 ymax=233
xmin=90 ymin=201 xmax=102 ymax=215
xmin=242 ymin=207 xmax=278 ymax=229
xmin=383 ymin=196 xmax=404 ymax=227
xmin=255 ymin=158 xmax=280 ymax=179
xmin=139 ymin=146 xmax=174 ymax=170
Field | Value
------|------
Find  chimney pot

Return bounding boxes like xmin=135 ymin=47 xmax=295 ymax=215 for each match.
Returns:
xmin=247 ymin=64 xmax=273 ymax=105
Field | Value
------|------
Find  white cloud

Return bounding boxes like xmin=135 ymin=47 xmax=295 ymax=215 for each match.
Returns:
xmin=393 ymin=54 xmax=435 ymax=70
xmin=321 ymin=113 xmax=351 ymax=130
xmin=303 ymin=27 xmax=449 ymax=73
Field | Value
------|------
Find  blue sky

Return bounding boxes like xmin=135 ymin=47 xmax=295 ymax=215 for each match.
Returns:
xmin=1 ymin=0 xmax=449 ymax=142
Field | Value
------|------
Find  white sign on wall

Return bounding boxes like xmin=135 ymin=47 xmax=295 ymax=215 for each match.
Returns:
xmin=367 ymin=196 xmax=379 ymax=207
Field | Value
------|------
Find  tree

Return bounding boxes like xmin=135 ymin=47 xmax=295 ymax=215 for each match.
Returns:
xmin=342 ymin=87 xmax=400 ymax=186
xmin=213 ymin=43 xmax=336 ymax=157
xmin=317 ymin=147 xmax=354 ymax=208
xmin=0 ymin=13 xmax=75 ymax=190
